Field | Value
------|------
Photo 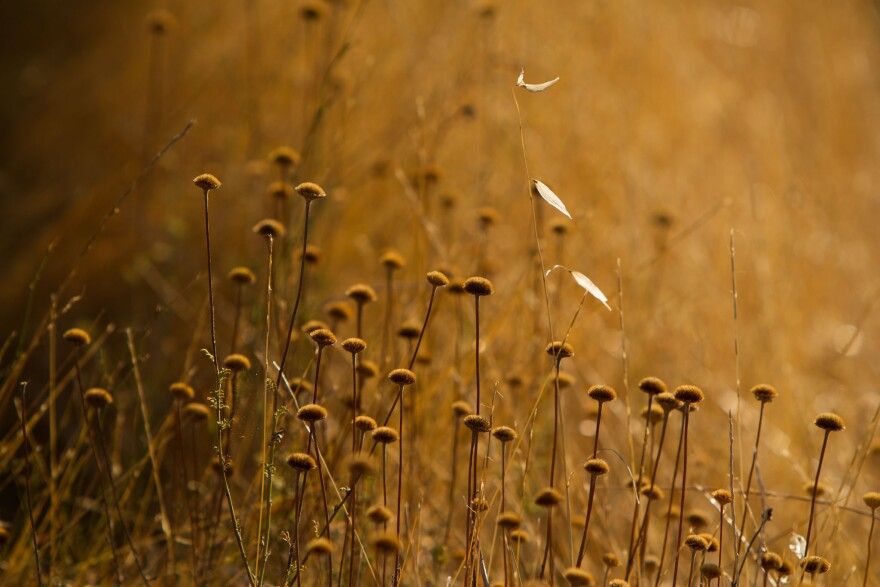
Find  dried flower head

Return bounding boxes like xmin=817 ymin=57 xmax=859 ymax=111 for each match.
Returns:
xmin=602 ymin=552 xmax=621 ymax=568
xmin=295 ymin=181 xmax=326 ymax=201
xmin=427 ymin=271 xmax=450 ymax=287
xmin=800 ymin=556 xmax=830 ymax=575
xmin=492 ymin=426 xmax=518 ymax=442
xmin=546 ymin=341 xmax=575 ymax=359
xmin=778 ymin=560 xmax=794 ymax=577
xmin=299 ymin=244 xmax=322 ymax=264
xmin=814 ymin=412 xmax=845 ymax=432
xmin=555 ymin=372 xmax=575 ymax=389
xmin=366 ymin=504 xmax=393 ymax=524
xmin=685 ymin=534 xmax=709 ymax=552
xmin=325 ymin=301 xmax=353 ymax=321
xmin=342 ymin=338 xmax=367 ymax=354
xmin=306 ymin=537 xmax=334 ymax=555
xmin=562 ymin=568 xmax=595 ymax=586
xmin=372 ymin=426 xmax=400 ymax=444
xmin=584 ymin=458 xmax=610 ymax=476
xmin=289 ymin=377 xmax=314 ymax=395
xmin=588 ymin=385 xmax=617 ymax=403
xmin=862 ymin=491 xmax=880 ymax=509
xmin=477 ymin=207 xmax=500 ymax=227
xmin=655 ymin=391 xmax=681 ymax=411
xmin=750 ymin=383 xmax=778 ymax=403
xmin=397 ymin=322 xmax=421 ymax=340
xmin=228 ymin=267 xmax=257 ymax=285
xmin=253 ymin=218 xmax=286 ymax=239
xmin=470 ymin=496 xmax=489 ymax=512
xmin=169 ymin=382 xmax=195 ymax=401
xmin=269 ymin=146 xmax=300 ymax=167
xmin=370 ymin=531 xmax=401 ymax=553
xmin=346 ymin=284 xmax=378 ymax=304
xmin=496 ymin=512 xmax=522 ymax=529
xmin=699 ymin=564 xmax=721 ymax=580
xmin=535 ymin=487 xmax=564 ymax=507
xmin=463 ymin=414 xmax=491 ymax=433
xmin=286 ymin=452 xmax=317 ymax=472
xmin=269 ymin=181 xmax=294 ymax=200
xmin=297 ymin=403 xmax=328 ymax=422
xmin=223 ymin=354 xmax=251 ymax=371
xmin=310 ymin=328 xmax=337 ymax=347
xmin=62 ymin=328 xmax=91 ymax=346
xmin=388 ymin=368 xmax=416 ymax=386
xmin=760 ymin=552 xmax=783 ymax=571
xmin=463 ymin=276 xmax=494 ymax=296
xmin=452 ymin=400 xmax=473 ymax=417
xmin=711 ymin=489 xmax=732 ymax=507
xmin=510 ymin=529 xmax=530 ymax=545
xmin=640 ymin=484 xmax=664 ymax=500
xmin=699 ymin=533 xmax=719 ymax=552
xmin=609 ymin=581 xmax=630 ymax=587
xmin=146 ymin=9 xmax=176 ymax=34
xmin=348 ymin=454 xmax=375 ymax=478
xmin=674 ymin=384 xmax=704 ymax=404
xmin=379 ymin=249 xmax=405 ymax=270
xmin=447 ymin=279 xmax=466 ymax=295
xmin=686 ymin=511 xmax=709 ymax=529
xmin=643 ymin=555 xmax=659 ymax=574
xmin=193 ymin=173 xmax=221 ymax=191
xmin=354 ymin=415 xmax=377 ymax=431
xmin=641 ymin=404 xmax=665 ymax=425
xmin=357 ymin=360 xmax=379 ymax=378
xmin=84 ymin=388 xmax=113 ymax=409
xmin=183 ymin=402 xmax=211 ymax=422
xmin=638 ymin=376 xmax=667 ymax=395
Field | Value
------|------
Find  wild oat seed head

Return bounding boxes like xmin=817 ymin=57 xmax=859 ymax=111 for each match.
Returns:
xmin=366 ymin=505 xmax=393 ymax=524
xmin=638 ymin=376 xmax=667 ymax=395
xmin=169 ymin=382 xmax=195 ymax=401
xmin=354 ymin=415 xmax=377 ymax=431
xmin=342 ymin=337 xmax=367 ymax=354
xmin=496 ymin=512 xmax=522 ymax=529
xmin=760 ymin=552 xmax=783 ymax=571
xmin=799 ymin=556 xmax=830 ymax=575
xmin=310 ymin=328 xmax=337 ymax=347
xmin=463 ymin=414 xmax=491 ymax=433
xmin=471 ymin=496 xmax=489 ymax=512
xmin=286 ymin=452 xmax=317 ymax=471
xmin=348 ymin=454 xmax=375 ymax=477
xmin=427 ymin=270 xmax=449 ymax=287
xmin=655 ymin=391 xmax=680 ymax=411
xmin=389 ymin=368 xmax=416 ymax=386
xmin=223 ymin=354 xmax=251 ymax=371
xmin=269 ymin=146 xmax=300 ymax=167
xmin=699 ymin=533 xmax=719 ymax=552
xmin=370 ymin=532 xmax=401 ymax=554
xmin=306 ymin=537 xmax=334 ymax=555
xmin=750 ymin=383 xmax=778 ymax=403
xmin=699 ymin=564 xmax=721 ymax=580
xmin=452 ymin=400 xmax=473 ymax=417
xmin=346 ymin=283 xmax=378 ymax=304
xmin=609 ymin=581 xmax=630 ymax=587
xmin=642 ymin=404 xmax=665 ymax=425
xmin=63 ymin=328 xmax=91 ymax=346
xmin=268 ymin=181 xmax=294 ymax=200
xmin=372 ymin=426 xmax=400 ymax=444
xmin=492 ymin=426 xmax=517 ymax=442
xmin=685 ymin=534 xmax=709 ymax=552
xmin=562 ymin=568 xmax=594 ymax=586
xmin=602 ymin=552 xmax=621 ymax=568
xmin=862 ymin=491 xmax=880 ymax=509
xmin=294 ymin=181 xmax=326 ymax=201
xmin=379 ymin=249 xmax=405 ymax=270
xmin=193 ymin=173 xmax=221 ymax=191
xmin=397 ymin=322 xmax=421 ymax=339
xmin=546 ymin=341 xmax=574 ymax=359
xmin=674 ymin=384 xmax=704 ymax=404
xmin=463 ymin=276 xmax=494 ymax=296
xmin=535 ymin=486 xmax=564 ymax=507
xmin=253 ymin=218 xmax=286 ymax=239
xmin=228 ymin=266 xmax=257 ymax=285
xmin=510 ymin=529 xmax=530 ymax=544
xmin=325 ymin=301 xmax=353 ymax=321
xmin=297 ymin=403 xmax=328 ymax=422
xmin=711 ymin=489 xmax=732 ymax=506
xmin=84 ymin=388 xmax=113 ymax=409
xmin=357 ymin=360 xmax=379 ymax=378
xmin=183 ymin=402 xmax=211 ymax=422
xmin=814 ymin=412 xmax=845 ymax=432
xmin=584 ymin=458 xmax=610 ymax=476
xmin=588 ymin=384 xmax=617 ymax=403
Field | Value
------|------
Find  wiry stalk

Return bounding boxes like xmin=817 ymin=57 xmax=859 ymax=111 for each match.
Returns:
xmin=18 ymin=382 xmax=43 ymax=587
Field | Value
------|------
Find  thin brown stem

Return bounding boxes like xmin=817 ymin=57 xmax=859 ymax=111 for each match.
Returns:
xmin=671 ymin=405 xmax=692 ymax=587
xmin=18 ymin=382 xmax=43 ymax=587
xmin=804 ymin=431 xmax=830 ymax=557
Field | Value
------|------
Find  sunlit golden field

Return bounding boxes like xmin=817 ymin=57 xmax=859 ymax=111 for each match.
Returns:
xmin=2 ymin=1 xmax=880 ymax=585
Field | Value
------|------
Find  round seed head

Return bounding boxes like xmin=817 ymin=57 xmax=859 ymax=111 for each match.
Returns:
xmin=84 ymin=388 xmax=113 ymax=409
xmin=366 ymin=504 xmax=394 ymax=524
xmin=310 ymin=328 xmax=337 ymax=347
xmin=379 ymin=249 xmax=405 ymax=270
xmin=193 ymin=173 xmax=221 ymax=191
xmin=685 ymin=534 xmax=709 ymax=552
xmin=814 ymin=412 xmax=845 ymax=432
xmin=584 ymin=458 xmax=610 ymax=476
xmin=370 ymin=531 xmax=401 ymax=554
xmin=146 ymin=9 xmax=176 ymax=34
xmin=412 ymin=164 xmax=443 ymax=186
xmin=388 ymin=368 xmax=416 ymax=386
xmin=492 ymin=426 xmax=518 ymax=442
xmin=642 ymin=404 xmax=665 ymax=425
xmin=346 ymin=283 xmax=378 ymax=304
xmin=638 ymin=376 xmax=667 ymax=395
xmin=750 ymin=384 xmax=778 ymax=403
xmin=535 ymin=487 xmax=564 ymax=507
xmin=302 ymin=320 xmax=329 ymax=335
xmin=268 ymin=181 xmax=294 ymax=200
xmin=447 ymin=279 xmax=466 ymax=295
xmin=555 ymin=372 xmax=575 ymax=389
xmin=297 ymin=403 xmax=328 ymax=422
xmin=778 ymin=560 xmax=794 ymax=577
xmin=562 ymin=568 xmax=594 ymax=586
xmin=253 ymin=218 xmax=286 ymax=239
xmin=452 ymin=400 xmax=473 ymax=417
xmin=640 ymin=484 xmax=664 ymax=500
xmin=306 ymin=537 xmax=334 ymax=555
xmin=588 ymin=385 xmax=617 ymax=403
xmin=169 ymin=382 xmax=195 ymax=400
xmin=269 ymin=146 xmax=300 ymax=167
xmin=357 ymin=360 xmax=379 ymax=378
xmin=699 ymin=533 xmax=719 ymax=552
xmin=342 ymin=337 xmax=367 ymax=354
xmin=286 ymin=452 xmax=317 ymax=472
xmin=183 ymin=402 xmax=211 ymax=422
xmin=799 ymin=556 xmax=830 ymax=575
xmin=223 ymin=354 xmax=251 ymax=371
xmin=397 ymin=322 xmax=421 ymax=340
xmin=760 ymin=552 xmax=783 ymax=571
xmin=348 ymin=454 xmax=375 ymax=478
xmin=228 ymin=266 xmax=257 ymax=285
xmin=463 ymin=414 xmax=491 ymax=433
xmin=699 ymin=564 xmax=721 ymax=580
xmin=674 ymin=384 xmax=704 ymax=404
xmin=62 ymin=328 xmax=91 ymax=346
xmin=496 ymin=512 xmax=522 ymax=529
xmin=427 ymin=271 xmax=449 ymax=287
xmin=372 ymin=426 xmax=400 ymax=444
xmin=804 ymin=482 xmax=827 ymax=497
xmin=354 ymin=415 xmax=377 ymax=431
xmin=510 ymin=529 xmax=530 ymax=545
xmin=609 ymin=581 xmax=630 ymax=587
xmin=686 ymin=511 xmax=709 ymax=529
xmin=463 ymin=276 xmax=494 ymax=296
xmin=602 ymin=552 xmax=621 ymax=568
xmin=655 ymin=392 xmax=681 ymax=411
xmin=289 ymin=377 xmax=313 ymax=395
xmin=299 ymin=244 xmax=322 ymax=264
xmin=643 ymin=555 xmax=659 ymax=574
xmin=477 ymin=207 xmax=500 ymax=227
xmin=863 ymin=491 xmax=880 ymax=509
xmin=295 ymin=181 xmax=326 ymax=201
xmin=711 ymin=489 xmax=732 ymax=507
xmin=546 ymin=341 xmax=574 ymax=359
xmin=325 ymin=301 xmax=353 ymax=321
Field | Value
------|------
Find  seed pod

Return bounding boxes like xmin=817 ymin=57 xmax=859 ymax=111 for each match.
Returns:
xmin=286 ymin=452 xmax=317 ymax=472
xmin=463 ymin=276 xmax=494 ymax=296
xmin=193 ymin=173 xmax=221 ymax=190
xmin=84 ymin=388 xmax=113 ymax=409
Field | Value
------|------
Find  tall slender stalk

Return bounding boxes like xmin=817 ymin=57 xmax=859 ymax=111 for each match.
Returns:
xmin=18 ymin=382 xmax=43 ymax=587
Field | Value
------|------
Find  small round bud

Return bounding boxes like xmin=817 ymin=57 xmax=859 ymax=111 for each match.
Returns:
xmin=602 ymin=552 xmax=621 ymax=568
xmin=388 ymin=368 xmax=416 ymax=386
xmin=562 ymin=568 xmax=594 ymax=586
xmin=427 ymin=271 xmax=449 ymax=287
xmin=346 ymin=284 xmax=378 ymax=304
xmin=711 ymin=489 xmax=732 ymax=507
xmin=496 ymin=512 xmax=521 ymax=529
xmin=269 ymin=146 xmax=300 ymax=167
xmin=183 ymin=402 xmax=211 ymax=422
xmin=366 ymin=505 xmax=393 ymax=524
xmin=372 ymin=426 xmax=400 ymax=444
xmin=535 ymin=487 xmax=563 ymax=507
xmin=546 ymin=341 xmax=574 ymax=359
xmin=463 ymin=277 xmax=494 ymax=296
xmin=310 ymin=328 xmax=337 ymax=347
xmin=463 ymin=414 xmax=491 ymax=433
xmin=584 ymin=458 xmax=609 ymax=476
xmin=655 ymin=392 xmax=681 ymax=411
xmin=342 ymin=338 xmax=367 ymax=354
xmin=492 ymin=426 xmax=518 ymax=442
xmin=379 ymin=250 xmax=405 ymax=270
xmin=588 ymin=385 xmax=617 ymax=403
xmin=286 ymin=452 xmax=317 ymax=472
xmin=354 ymin=415 xmax=377 ymax=431
xmin=685 ymin=534 xmax=709 ymax=552
xmin=193 ymin=173 xmax=221 ymax=191
xmin=370 ymin=531 xmax=401 ymax=554
xmin=760 ymin=552 xmax=782 ymax=571
xmin=862 ymin=491 xmax=880 ymax=510
xmin=638 ymin=376 xmax=667 ymax=395
xmin=306 ymin=537 xmax=334 ymax=555
xmin=699 ymin=564 xmax=721 ymax=580
xmin=750 ymin=384 xmax=777 ymax=403
xmin=674 ymin=385 xmax=704 ymax=404
xmin=297 ymin=404 xmax=328 ymax=422
xmin=814 ymin=413 xmax=845 ymax=432
xmin=228 ymin=267 xmax=256 ymax=285
xmin=295 ymin=181 xmax=327 ymax=201
xmin=452 ymin=400 xmax=473 ymax=417
xmin=325 ymin=301 xmax=353 ymax=321
xmin=799 ymin=556 xmax=830 ymax=575
xmin=253 ymin=219 xmax=286 ymax=239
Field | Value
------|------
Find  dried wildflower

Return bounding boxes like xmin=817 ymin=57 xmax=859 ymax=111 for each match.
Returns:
xmin=674 ymin=384 xmax=704 ymax=404
xmin=750 ymin=383 xmax=778 ymax=403
xmin=183 ymin=402 xmax=211 ymax=421
xmin=228 ymin=267 xmax=257 ymax=285
xmin=354 ymin=415 xmax=377 ymax=431
xmin=84 ymin=388 xmax=113 ymax=409
xmin=562 ymin=568 xmax=594 ymax=586
xmin=535 ymin=487 xmax=563 ymax=507
xmin=638 ymin=376 xmax=667 ymax=395
xmin=463 ymin=276 xmax=494 ymax=296
xmin=286 ymin=452 xmax=317 ymax=472
xmin=223 ymin=354 xmax=251 ymax=371
xmin=379 ymin=249 xmax=405 ymax=270
xmin=492 ymin=426 xmax=517 ymax=442
xmin=366 ymin=505 xmax=393 ymax=524
xmin=309 ymin=328 xmax=337 ymax=347
xmin=193 ymin=173 xmax=221 ymax=191
xmin=294 ymin=181 xmax=326 ymax=201
xmin=427 ymin=271 xmax=449 ymax=287
xmin=584 ymin=458 xmax=609 ymax=476
xmin=588 ymin=385 xmax=617 ymax=403
xmin=463 ymin=414 xmax=491 ymax=433
xmin=814 ymin=413 xmax=845 ymax=432
xmin=297 ymin=403 xmax=328 ymax=422
xmin=253 ymin=218 xmax=286 ymax=239
xmin=546 ymin=341 xmax=574 ymax=359
xmin=169 ymin=382 xmax=195 ymax=401
xmin=342 ymin=338 xmax=367 ymax=354
xmin=372 ymin=426 xmax=400 ymax=444
xmin=62 ymin=328 xmax=91 ymax=346
xmin=346 ymin=284 xmax=378 ymax=304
